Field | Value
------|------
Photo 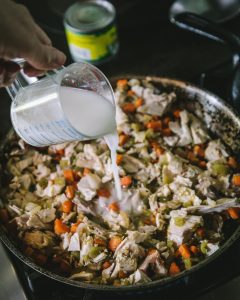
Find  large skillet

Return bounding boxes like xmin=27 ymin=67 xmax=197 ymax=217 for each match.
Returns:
xmin=1 ymin=74 xmax=240 ymax=296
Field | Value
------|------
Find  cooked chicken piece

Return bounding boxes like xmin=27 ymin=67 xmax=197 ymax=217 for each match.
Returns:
xmin=77 ymin=173 xmax=101 ymax=201
xmin=23 ymin=230 xmax=55 ymax=249
xmin=186 ymin=198 xmax=240 ymax=214
xmin=121 ymin=155 xmax=145 ymax=173
xmin=168 ymin=210 xmax=203 ymax=246
xmin=68 ymin=232 xmax=81 ymax=251
xmin=26 ymin=214 xmax=50 ymax=229
xmin=16 ymin=157 xmax=33 ymax=171
xmin=133 ymin=86 xmax=176 ymax=116
xmin=190 ymin=115 xmax=209 ymax=144
xmin=205 ymin=140 xmax=228 ymax=161
xmin=37 ymin=208 xmax=56 ymax=223
xmin=139 ymin=250 xmax=167 ymax=277
xmin=70 ymin=271 xmax=94 ymax=281
xmin=129 ymin=269 xmax=151 ymax=284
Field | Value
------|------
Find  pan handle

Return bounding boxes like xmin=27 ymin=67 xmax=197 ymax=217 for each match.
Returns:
xmin=171 ymin=12 xmax=240 ymax=55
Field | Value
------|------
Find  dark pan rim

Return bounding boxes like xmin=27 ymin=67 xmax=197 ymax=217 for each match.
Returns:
xmin=1 ymin=75 xmax=240 ymax=292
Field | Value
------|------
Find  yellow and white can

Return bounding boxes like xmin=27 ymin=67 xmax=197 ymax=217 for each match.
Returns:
xmin=64 ymin=0 xmax=119 ymax=65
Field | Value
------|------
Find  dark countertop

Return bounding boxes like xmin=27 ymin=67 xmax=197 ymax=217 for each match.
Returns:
xmin=0 ymin=0 xmax=240 ymax=139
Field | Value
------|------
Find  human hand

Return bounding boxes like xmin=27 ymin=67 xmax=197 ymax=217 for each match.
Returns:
xmin=0 ymin=0 xmax=66 ymax=86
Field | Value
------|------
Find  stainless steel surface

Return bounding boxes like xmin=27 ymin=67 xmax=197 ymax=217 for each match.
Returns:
xmin=170 ymin=0 xmax=240 ymax=23
xmin=0 ymin=242 xmax=27 ymax=300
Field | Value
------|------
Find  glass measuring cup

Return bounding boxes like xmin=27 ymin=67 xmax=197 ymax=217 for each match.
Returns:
xmin=8 ymin=62 xmax=116 ymax=147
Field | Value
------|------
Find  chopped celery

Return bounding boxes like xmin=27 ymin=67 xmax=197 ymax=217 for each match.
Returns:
xmin=174 ymin=217 xmax=186 ymax=227
xmin=39 ymin=178 xmax=48 ymax=189
xmin=131 ymin=123 xmax=141 ymax=132
xmin=143 ymin=115 xmax=152 ymax=123
xmin=211 ymin=162 xmax=229 ymax=176
xmin=54 ymin=177 xmax=65 ymax=186
xmin=60 ymin=159 xmax=69 ymax=169
xmin=167 ymin=240 xmax=174 ymax=248
xmin=184 ymin=258 xmax=192 ymax=270
xmin=162 ymin=167 xmax=173 ymax=184
xmin=145 ymin=128 xmax=154 ymax=139
xmin=200 ymin=241 xmax=208 ymax=254
xmin=183 ymin=201 xmax=192 ymax=208
xmin=88 ymin=247 xmax=102 ymax=258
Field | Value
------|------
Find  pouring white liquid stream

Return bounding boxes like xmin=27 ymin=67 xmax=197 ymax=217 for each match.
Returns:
xmin=60 ymin=87 xmax=122 ymax=200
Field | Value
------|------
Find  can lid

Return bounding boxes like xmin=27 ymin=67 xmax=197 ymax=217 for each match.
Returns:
xmin=64 ymin=0 xmax=115 ymax=32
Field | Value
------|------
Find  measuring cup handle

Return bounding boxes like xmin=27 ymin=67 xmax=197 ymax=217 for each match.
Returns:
xmin=5 ymin=59 xmax=65 ymax=101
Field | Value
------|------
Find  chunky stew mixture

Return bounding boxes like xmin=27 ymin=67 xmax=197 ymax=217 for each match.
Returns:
xmin=1 ymin=78 xmax=240 ymax=286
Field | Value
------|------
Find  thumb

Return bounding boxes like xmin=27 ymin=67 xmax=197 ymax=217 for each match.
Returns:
xmin=24 ymin=44 xmax=66 ymax=70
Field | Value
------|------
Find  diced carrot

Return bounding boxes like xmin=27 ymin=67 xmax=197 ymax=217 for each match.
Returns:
xmin=102 ymin=261 xmax=111 ymax=269
xmin=187 ymin=151 xmax=198 ymax=163
xmin=193 ymin=145 xmax=205 ymax=158
xmin=63 ymin=169 xmax=75 ymax=183
xmin=108 ymin=202 xmax=120 ymax=213
xmin=199 ymin=160 xmax=207 ymax=168
xmin=162 ymin=128 xmax=172 ymax=136
xmin=228 ymin=207 xmax=240 ymax=219
xmin=118 ymin=270 xmax=128 ymax=279
xmin=232 ymin=174 xmax=240 ymax=186
xmin=117 ymin=79 xmax=128 ymax=89
xmin=94 ymin=237 xmax=107 ymax=247
xmin=169 ymin=262 xmax=181 ymax=275
xmin=116 ymin=154 xmax=123 ymax=165
xmin=122 ymin=103 xmax=136 ymax=113
xmin=119 ymin=134 xmax=129 ymax=146
xmin=163 ymin=117 xmax=171 ymax=127
xmin=144 ymin=214 xmax=156 ymax=225
xmin=147 ymin=248 xmax=158 ymax=256
xmin=0 ymin=208 xmax=9 ymax=224
xmin=173 ymin=109 xmax=181 ymax=118
xmin=97 ymin=188 xmax=111 ymax=198
xmin=108 ymin=236 xmax=122 ymax=252
xmin=134 ymin=98 xmax=143 ymax=108
xmin=120 ymin=175 xmax=132 ymax=187
xmin=127 ymin=90 xmax=135 ymax=97
xmin=146 ymin=120 xmax=162 ymax=131
xmin=228 ymin=157 xmax=238 ymax=169
xmin=62 ymin=200 xmax=73 ymax=213
xmin=56 ymin=148 xmax=65 ymax=156
xmin=196 ymin=227 xmax=205 ymax=238
xmin=54 ymin=219 xmax=70 ymax=235
xmin=83 ymin=168 xmax=91 ymax=176
xmin=34 ymin=253 xmax=48 ymax=266
xmin=179 ymin=244 xmax=191 ymax=259
xmin=151 ymin=142 xmax=165 ymax=156
xmin=190 ymin=245 xmax=199 ymax=254
xmin=65 ymin=185 xmax=75 ymax=200
xmin=70 ymin=220 xmax=81 ymax=233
